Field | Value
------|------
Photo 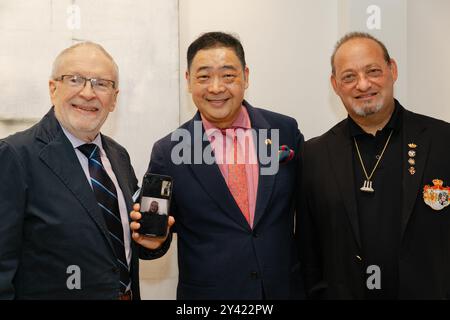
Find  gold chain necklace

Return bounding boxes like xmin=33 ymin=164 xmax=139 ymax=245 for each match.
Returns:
xmin=353 ymin=129 xmax=394 ymax=193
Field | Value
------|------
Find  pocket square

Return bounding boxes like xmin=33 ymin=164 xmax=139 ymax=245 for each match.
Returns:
xmin=278 ymin=145 xmax=295 ymax=163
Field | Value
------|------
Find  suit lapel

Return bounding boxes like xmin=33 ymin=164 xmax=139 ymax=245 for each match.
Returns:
xmin=102 ymin=137 xmax=134 ymax=218
xmin=186 ymin=102 xmax=277 ymax=230
xmin=37 ymin=110 xmax=116 ymax=254
xmin=400 ymin=110 xmax=429 ymax=241
xmin=186 ymin=113 xmax=251 ymax=230
xmin=246 ymin=102 xmax=276 ymax=228
xmin=328 ymin=121 xmax=362 ymax=249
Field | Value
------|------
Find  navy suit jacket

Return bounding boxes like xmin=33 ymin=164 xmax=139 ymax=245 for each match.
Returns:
xmin=148 ymin=101 xmax=304 ymax=299
xmin=0 ymin=108 xmax=167 ymax=299
xmin=299 ymin=101 xmax=450 ymax=299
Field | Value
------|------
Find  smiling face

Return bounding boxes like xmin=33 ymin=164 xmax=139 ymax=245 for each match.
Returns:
xmin=150 ymin=201 xmax=159 ymax=213
xmin=186 ymin=47 xmax=249 ymax=129
xmin=49 ymin=45 xmax=119 ymax=142
xmin=331 ymin=38 xmax=398 ymax=120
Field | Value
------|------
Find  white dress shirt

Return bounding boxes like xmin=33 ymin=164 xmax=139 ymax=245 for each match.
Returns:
xmin=60 ymin=126 xmax=132 ymax=269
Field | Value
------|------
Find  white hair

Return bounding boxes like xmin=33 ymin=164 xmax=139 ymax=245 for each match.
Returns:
xmin=50 ymin=41 xmax=119 ymax=86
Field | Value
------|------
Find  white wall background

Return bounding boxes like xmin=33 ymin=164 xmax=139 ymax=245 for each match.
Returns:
xmin=407 ymin=0 xmax=450 ymax=121
xmin=1 ymin=0 xmax=450 ymax=300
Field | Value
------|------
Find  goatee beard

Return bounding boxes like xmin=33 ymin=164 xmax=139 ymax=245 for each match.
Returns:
xmin=352 ymin=101 xmax=383 ymax=117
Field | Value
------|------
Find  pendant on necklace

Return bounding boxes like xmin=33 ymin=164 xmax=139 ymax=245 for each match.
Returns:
xmin=360 ymin=180 xmax=375 ymax=193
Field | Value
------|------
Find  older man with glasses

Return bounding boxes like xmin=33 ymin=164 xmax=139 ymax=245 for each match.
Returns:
xmin=0 ymin=41 xmax=172 ymax=300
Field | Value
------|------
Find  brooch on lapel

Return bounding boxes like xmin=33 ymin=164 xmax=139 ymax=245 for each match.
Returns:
xmin=423 ymin=179 xmax=450 ymax=211
xmin=408 ymin=143 xmax=417 ymax=175
xmin=278 ymin=145 xmax=295 ymax=164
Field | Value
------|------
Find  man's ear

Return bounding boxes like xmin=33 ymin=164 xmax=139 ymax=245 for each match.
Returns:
xmin=330 ymin=74 xmax=338 ymax=94
xmin=389 ymin=58 xmax=398 ymax=83
xmin=49 ymin=80 xmax=57 ymax=103
xmin=109 ymin=89 xmax=119 ymax=112
xmin=244 ymin=66 xmax=249 ymax=89
xmin=186 ymin=70 xmax=192 ymax=93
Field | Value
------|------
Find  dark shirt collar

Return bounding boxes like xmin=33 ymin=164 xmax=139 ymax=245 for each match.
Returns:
xmin=348 ymin=99 xmax=403 ymax=137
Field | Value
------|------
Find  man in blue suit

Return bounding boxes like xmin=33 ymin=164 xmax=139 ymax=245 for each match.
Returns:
xmin=0 ymin=42 xmax=171 ymax=299
xmin=131 ymin=32 xmax=304 ymax=299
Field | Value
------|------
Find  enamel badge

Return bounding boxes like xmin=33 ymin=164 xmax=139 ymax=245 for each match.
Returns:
xmin=423 ymin=179 xmax=450 ymax=211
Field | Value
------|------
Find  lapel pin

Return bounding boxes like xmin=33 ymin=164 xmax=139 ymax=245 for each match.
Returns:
xmin=265 ymin=139 xmax=272 ymax=145
xmin=408 ymin=150 xmax=416 ymax=158
xmin=408 ymin=143 xmax=417 ymax=149
xmin=408 ymin=167 xmax=416 ymax=175
xmin=423 ymin=179 xmax=450 ymax=211
xmin=408 ymin=158 xmax=416 ymax=166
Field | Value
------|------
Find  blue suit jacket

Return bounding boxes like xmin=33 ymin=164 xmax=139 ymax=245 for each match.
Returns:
xmin=0 ymin=108 xmax=166 ymax=299
xmin=148 ymin=101 xmax=304 ymax=299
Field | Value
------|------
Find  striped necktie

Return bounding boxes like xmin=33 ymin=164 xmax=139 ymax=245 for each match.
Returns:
xmin=78 ymin=143 xmax=130 ymax=293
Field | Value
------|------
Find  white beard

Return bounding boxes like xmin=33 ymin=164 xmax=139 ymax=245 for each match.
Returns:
xmin=351 ymin=101 xmax=383 ymax=117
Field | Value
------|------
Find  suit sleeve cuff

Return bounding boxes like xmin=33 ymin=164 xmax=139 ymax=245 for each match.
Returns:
xmin=139 ymin=232 xmax=172 ymax=260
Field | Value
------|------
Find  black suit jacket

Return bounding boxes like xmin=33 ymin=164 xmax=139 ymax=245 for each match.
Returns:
xmin=0 ymin=108 xmax=166 ymax=299
xmin=148 ymin=101 xmax=304 ymax=299
xmin=298 ymin=101 xmax=450 ymax=299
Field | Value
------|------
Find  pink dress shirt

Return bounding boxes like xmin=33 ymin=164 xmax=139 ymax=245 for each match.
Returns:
xmin=201 ymin=106 xmax=259 ymax=227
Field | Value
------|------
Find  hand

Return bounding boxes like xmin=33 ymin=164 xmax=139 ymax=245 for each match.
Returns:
xmin=130 ymin=203 xmax=175 ymax=250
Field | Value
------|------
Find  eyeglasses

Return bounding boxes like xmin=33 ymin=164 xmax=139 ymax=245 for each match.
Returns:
xmin=54 ymin=75 xmax=116 ymax=93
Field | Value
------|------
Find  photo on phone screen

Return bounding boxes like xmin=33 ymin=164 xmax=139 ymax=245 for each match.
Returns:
xmin=140 ymin=197 xmax=168 ymax=216
xmin=161 ymin=180 xmax=172 ymax=197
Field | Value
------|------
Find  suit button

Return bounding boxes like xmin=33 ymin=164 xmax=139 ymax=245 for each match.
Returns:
xmin=113 ymin=267 xmax=120 ymax=273
xmin=253 ymin=232 xmax=259 ymax=238
xmin=250 ymin=271 xmax=259 ymax=279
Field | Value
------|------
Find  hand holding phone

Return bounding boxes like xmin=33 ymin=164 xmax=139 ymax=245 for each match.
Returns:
xmin=138 ymin=173 xmax=173 ymax=237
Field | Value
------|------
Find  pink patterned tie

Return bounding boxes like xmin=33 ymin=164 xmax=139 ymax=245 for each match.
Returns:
xmin=227 ymin=132 xmax=250 ymax=225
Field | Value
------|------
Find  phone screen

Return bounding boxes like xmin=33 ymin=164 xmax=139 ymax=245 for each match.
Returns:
xmin=139 ymin=173 xmax=173 ymax=237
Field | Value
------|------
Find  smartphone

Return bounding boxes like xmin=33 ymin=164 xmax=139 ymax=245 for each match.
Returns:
xmin=138 ymin=173 xmax=173 ymax=237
